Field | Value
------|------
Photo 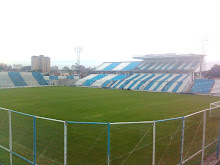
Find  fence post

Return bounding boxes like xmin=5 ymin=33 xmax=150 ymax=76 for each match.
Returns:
xmin=107 ymin=123 xmax=110 ymax=165
xmin=180 ymin=117 xmax=185 ymax=165
xmin=8 ymin=110 xmax=12 ymax=165
xmin=209 ymin=103 xmax=212 ymax=117
xmin=64 ymin=121 xmax=67 ymax=165
xmin=152 ymin=121 xmax=156 ymax=165
xmin=217 ymin=121 xmax=220 ymax=159
xmin=201 ymin=110 xmax=206 ymax=165
xmin=33 ymin=116 xmax=36 ymax=164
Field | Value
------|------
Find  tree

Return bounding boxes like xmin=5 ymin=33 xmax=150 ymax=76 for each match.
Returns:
xmin=63 ymin=66 xmax=70 ymax=70
xmin=205 ymin=64 xmax=220 ymax=78
xmin=0 ymin=65 xmax=3 ymax=71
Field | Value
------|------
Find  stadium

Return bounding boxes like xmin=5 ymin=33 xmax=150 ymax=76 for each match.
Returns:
xmin=0 ymin=54 xmax=220 ymax=165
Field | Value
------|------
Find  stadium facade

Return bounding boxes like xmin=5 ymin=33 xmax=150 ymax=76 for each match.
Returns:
xmin=75 ymin=54 xmax=220 ymax=95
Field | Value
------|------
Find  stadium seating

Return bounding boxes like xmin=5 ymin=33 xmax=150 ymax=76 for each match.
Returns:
xmin=75 ymin=54 xmax=215 ymax=94
xmin=91 ymin=74 xmax=118 ymax=87
xmin=91 ymin=57 xmax=207 ymax=94
xmin=111 ymin=74 xmax=140 ymax=89
xmin=76 ymin=73 xmax=192 ymax=93
xmin=122 ymin=62 xmax=142 ymax=71
xmin=20 ymin=72 xmax=39 ymax=87
xmin=82 ymin=74 xmax=107 ymax=86
xmin=211 ymin=79 xmax=220 ymax=94
xmin=172 ymin=75 xmax=191 ymax=93
xmin=96 ymin=62 xmax=142 ymax=71
xmin=0 ymin=72 xmax=48 ymax=88
xmin=75 ymin=74 xmax=98 ymax=86
xmin=32 ymin=72 xmax=48 ymax=85
xmin=137 ymin=74 xmax=191 ymax=92
xmin=8 ymin=72 xmax=27 ymax=86
xmin=161 ymin=74 xmax=184 ymax=92
xmin=150 ymin=74 xmax=171 ymax=91
xmin=123 ymin=74 xmax=148 ymax=90
xmin=136 ymin=61 xmax=200 ymax=71
xmin=190 ymin=79 xmax=215 ymax=94
xmin=0 ymin=72 xmax=15 ymax=88
xmin=102 ymin=75 xmax=129 ymax=88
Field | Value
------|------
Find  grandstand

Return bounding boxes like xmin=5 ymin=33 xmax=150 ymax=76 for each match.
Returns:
xmin=211 ymin=79 xmax=220 ymax=95
xmin=0 ymin=72 xmax=15 ymax=88
xmin=75 ymin=54 xmax=219 ymax=94
xmin=0 ymin=54 xmax=218 ymax=95
xmin=0 ymin=72 xmax=48 ymax=88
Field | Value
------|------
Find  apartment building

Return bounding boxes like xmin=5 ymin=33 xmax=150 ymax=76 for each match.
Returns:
xmin=31 ymin=55 xmax=50 ymax=73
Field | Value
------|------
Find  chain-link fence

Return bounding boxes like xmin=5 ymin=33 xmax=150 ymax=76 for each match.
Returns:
xmin=0 ymin=101 xmax=220 ymax=165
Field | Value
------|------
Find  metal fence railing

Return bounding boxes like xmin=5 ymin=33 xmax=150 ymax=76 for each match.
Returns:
xmin=0 ymin=101 xmax=220 ymax=165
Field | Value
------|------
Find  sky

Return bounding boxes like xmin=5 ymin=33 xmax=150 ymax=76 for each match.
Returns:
xmin=0 ymin=0 xmax=219 ymax=68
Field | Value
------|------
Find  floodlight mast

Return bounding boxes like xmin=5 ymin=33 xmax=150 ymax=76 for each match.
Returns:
xmin=200 ymin=40 xmax=208 ymax=79
xmin=201 ymin=40 xmax=208 ymax=55
xmin=74 ymin=47 xmax=83 ymax=74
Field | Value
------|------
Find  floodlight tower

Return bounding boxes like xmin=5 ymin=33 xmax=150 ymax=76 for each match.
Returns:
xmin=200 ymin=40 xmax=208 ymax=78
xmin=201 ymin=40 xmax=208 ymax=55
xmin=74 ymin=47 xmax=83 ymax=73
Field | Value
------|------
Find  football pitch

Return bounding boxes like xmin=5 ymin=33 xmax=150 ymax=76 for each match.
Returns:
xmin=0 ymin=87 xmax=220 ymax=164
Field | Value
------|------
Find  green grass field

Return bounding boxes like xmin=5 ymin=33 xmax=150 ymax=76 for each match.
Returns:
xmin=0 ymin=87 xmax=220 ymax=165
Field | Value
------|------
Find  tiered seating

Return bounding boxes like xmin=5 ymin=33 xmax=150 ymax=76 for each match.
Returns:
xmin=102 ymin=75 xmax=129 ymax=88
xmin=140 ymin=74 xmax=168 ymax=90
xmin=76 ymin=73 xmax=192 ymax=93
xmin=91 ymin=74 xmax=118 ymax=87
xmin=96 ymin=62 xmax=141 ymax=71
xmin=161 ymin=74 xmax=184 ymax=92
xmin=111 ymin=74 xmax=140 ymax=89
xmin=122 ymin=62 xmax=142 ymax=71
xmin=75 ymin=74 xmax=98 ymax=86
xmin=82 ymin=74 xmax=107 ymax=86
xmin=8 ymin=72 xmax=27 ymax=86
xmin=123 ymin=74 xmax=148 ymax=90
xmin=32 ymin=72 xmax=48 ymax=85
xmin=129 ymin=74 xmax=155 ymax=90
xmin=75 ymin=55 xmax=213 ymax=94
xmin=172 ymin=75 xmax=191 ymax=93
xmin=20 ymin=72 xmax=39 ymax=87
xmin=136 ymin=74 xmax=191 ymax=92
xmin=136 ymin=61 xmax=200 ymax=71
xmin=190 ymin=79 xmax=215 ymax=94
xmin=0 ymin=72 xmax=48 ymax=88
xmin=0 ymin=72 xmax=15 ymax=88
xmin=211 ymin=80 xmax=220 ymax=94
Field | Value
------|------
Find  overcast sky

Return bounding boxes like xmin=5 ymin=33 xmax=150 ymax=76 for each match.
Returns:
xmin=0 ymin=0 xmax=219 ymax=68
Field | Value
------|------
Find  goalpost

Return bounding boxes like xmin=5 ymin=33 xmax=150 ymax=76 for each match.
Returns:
xmin=209 ymin=101 xmax=220 ymax=117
